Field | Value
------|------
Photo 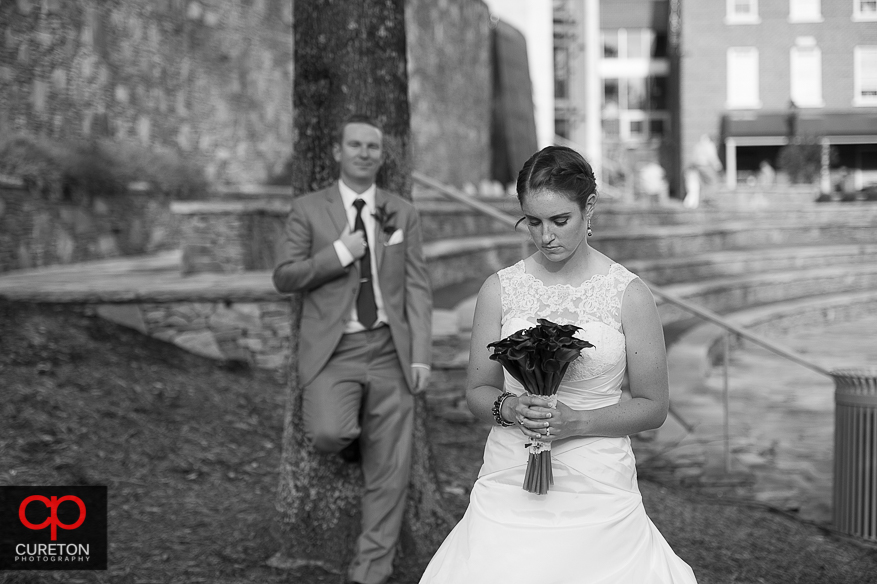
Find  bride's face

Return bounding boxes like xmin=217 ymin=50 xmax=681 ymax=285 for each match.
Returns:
xmin=520 ymin=189 xmax=589 ymax=262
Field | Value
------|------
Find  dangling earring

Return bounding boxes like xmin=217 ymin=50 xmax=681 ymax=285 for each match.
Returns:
xmin=587 ymin=218 xmax=593 ymax=237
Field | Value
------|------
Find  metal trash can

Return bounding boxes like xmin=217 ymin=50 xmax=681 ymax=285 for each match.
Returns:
xmin=832 ymin=368 xmax=877 ymax=542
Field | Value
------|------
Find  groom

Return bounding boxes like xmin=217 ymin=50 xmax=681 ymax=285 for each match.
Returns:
xmin=272 ymin=114 xmax=432 ymax=584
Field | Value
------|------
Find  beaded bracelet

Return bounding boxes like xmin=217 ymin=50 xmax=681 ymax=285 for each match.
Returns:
xmin=491 ymin=391 xmax=515 ymax=427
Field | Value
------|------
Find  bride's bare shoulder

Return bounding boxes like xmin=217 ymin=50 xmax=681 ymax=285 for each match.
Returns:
xmin=589 ymin=251 xmax=618 ymax=275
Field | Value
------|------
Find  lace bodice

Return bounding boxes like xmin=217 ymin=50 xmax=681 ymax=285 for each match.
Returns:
xmin=497 ymin=261 xmax=638 ymax=408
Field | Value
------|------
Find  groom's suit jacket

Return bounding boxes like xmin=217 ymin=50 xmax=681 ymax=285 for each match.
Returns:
xmin=272 ymin=182 xmax=432 ymax=390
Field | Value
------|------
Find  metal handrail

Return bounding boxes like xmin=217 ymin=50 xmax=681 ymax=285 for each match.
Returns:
xmin=412 ymin=171 xmax=522 ymax=230
xmin=412 ymin=171 xmax=531 ymax=260
xmin=645 ymin=283 xmax=832 ymax=377
xmin=413 ymin=171 xmax=833 ymax=468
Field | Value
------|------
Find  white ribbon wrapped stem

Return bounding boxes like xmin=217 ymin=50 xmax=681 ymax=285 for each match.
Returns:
xmin=527 ymin=393 xmax=557 ymax=454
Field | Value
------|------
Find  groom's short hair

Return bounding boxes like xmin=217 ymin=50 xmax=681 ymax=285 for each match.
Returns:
xmin=335 ymin=113 xmax=383 ymax=145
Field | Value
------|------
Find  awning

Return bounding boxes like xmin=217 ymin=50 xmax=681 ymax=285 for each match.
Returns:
xmin=602 ymin=1 xmax=669 ymax=32
xmin=722 ymin=110 xmax=877 ymax=145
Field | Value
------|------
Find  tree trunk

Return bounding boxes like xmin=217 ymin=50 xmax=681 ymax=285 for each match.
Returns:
xmin=270 ymin=0 xmax=453 ymax=578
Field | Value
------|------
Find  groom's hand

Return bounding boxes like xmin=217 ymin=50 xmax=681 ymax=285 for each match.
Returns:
xmin=411 ymin=367 xmax=430 ymax=394
xmin=340 ymin=230 xmax=368 ymax=260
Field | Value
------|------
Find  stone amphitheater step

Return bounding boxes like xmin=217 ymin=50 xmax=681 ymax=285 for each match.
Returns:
xmin=625 ymin=243 xmax=877 ymax=286
xmin=424 ymin=220 xmax=877 ymax=290
xmin=656 ymin=262 xmax=877 ymax=327
xmin=416 ymin=197 xmax=877 ymax=241
xmin=433 ymin=247 xmax=877 ymax=338
xmin=593 ymin=219 xmax=877 ymax=260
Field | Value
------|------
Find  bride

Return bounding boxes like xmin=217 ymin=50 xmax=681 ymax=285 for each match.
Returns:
xmin=419 ymin=146 xmax=697 ymax=583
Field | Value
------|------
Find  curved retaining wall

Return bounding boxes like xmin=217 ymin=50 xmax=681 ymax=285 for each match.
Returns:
xmin=1 ymin=181 xmax=179 ymax=273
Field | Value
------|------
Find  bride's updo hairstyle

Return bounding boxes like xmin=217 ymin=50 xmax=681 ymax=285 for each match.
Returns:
xmin=515 ymin=146 xmax=598 ymax=210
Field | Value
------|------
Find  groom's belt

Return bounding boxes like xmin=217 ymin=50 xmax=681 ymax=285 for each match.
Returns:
xmin=344 ymin=322 xmax=389 ymax=335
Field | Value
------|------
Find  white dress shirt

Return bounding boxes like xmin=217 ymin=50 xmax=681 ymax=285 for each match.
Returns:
xmin=333 ymin=180 xmax=388 ymax=334
xmin=332 ymin=180 xmax=430 ymax=372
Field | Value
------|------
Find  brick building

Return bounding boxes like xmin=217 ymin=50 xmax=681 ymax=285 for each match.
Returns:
xmin=681 ymin=0 xmax=877 ymax=192
xmin=554 ymin=0 xmax=877 ymax=195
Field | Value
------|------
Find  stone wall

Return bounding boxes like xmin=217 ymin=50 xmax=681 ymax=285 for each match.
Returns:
xmin=0 ymin=0 xmax=498 ymax=190
xmin=1 ymin=0 xmax=504 ymax=191
xmin=96 ymin=300 xmax=291 ymax=370
xmin=0 ymin=0 xmax=293 ymax=185
xmin=173 ymin=200 xmax=287 ymax=274
xmin=0 ymin=179 xmax=179 ymax=272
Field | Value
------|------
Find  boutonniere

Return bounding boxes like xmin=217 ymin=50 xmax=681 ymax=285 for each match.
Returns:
xmin=373 ymin=203 xmax=402 ymax=245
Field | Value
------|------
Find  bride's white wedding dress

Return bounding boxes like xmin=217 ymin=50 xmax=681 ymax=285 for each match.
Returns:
xmin=419 ymin=261 xmax=697 ymax=583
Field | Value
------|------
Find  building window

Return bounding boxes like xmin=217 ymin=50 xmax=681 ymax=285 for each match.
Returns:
xmin=603 ymin=78 xmax=620 ymax=113
xmin=727 ymin=47 xmax=760 ymax=108
xmin=629 ymin=119 xmax=646 ymax=140
xmin=727 ymin=0 xmax=760 ymax=23
xmin=653 ymin=33 xmax=668 ymax=58
xmin=601 ymin=29 xmax=656 ymax=59
xmin=627 ymin=30 xmax=646 ymax=60
xmin=790 ymin=44 xmax=823 ymax=107
xmin=554 ymin=46 xmax=570 ymax=99
xmin=602 ymin=77 xmax=668 ymax=114
xmin=555 ymin=117 xmax=571 ymax=140
xmin=789 ymin=0 xmax=821 ymax=21
xmin=602 ymin=30 xmax=619 ymax=58
xmin=853 ymin=0 xmax=877 ymax=21
xmin=649 ymin=77 xmax=668 ymax=110
xmin=601 ymin=75 xmax=668 ymax=143
xmin=627 ymin=78 xmax=647 ymax=110
xmin=854 ymin=46 xmax=877 ymax=105
xmin=602 ymin=118 xmax=620 ymax=139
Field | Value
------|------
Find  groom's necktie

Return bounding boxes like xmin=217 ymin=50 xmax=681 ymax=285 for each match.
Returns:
xmin=352 ymin=199 xmax=377 ymax=328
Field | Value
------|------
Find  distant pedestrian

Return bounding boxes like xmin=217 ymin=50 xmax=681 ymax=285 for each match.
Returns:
xmin=639 ymin=161 xmax=669 ymax=205
xmin=758 ymin=160 xmax=775 ymax=188
xmin=683 ymin=166 xmax=701 ymax=209
xmin=693 ymin=134 xmax=723 ymax=187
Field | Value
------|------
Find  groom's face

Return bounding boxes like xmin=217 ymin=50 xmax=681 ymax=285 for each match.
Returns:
xmin=334 ymin=122 xmax=384 ymax=187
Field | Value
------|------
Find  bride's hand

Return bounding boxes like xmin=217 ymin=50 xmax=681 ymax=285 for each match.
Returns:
xmin=510 ymin=395 xmax=560 ymax=442
xmin=514 ymin=397 xmax=579 ymax=443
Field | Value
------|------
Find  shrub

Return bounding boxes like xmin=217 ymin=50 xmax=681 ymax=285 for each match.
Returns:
xmin=0 ymin=135 xmax=208 ymax=200
xmin=777 ymin=138 xmax=823 ymax=184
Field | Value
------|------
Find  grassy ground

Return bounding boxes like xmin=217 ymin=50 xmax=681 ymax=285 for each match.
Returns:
xmin=1 ymin=301 xmax=876 ymax=583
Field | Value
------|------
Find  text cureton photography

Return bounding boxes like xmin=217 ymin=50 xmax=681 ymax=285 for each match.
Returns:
xmin=14 ymin=543 xmax=92 ymax=563
xmin=0 ymin=486 xmax=107 ymax=571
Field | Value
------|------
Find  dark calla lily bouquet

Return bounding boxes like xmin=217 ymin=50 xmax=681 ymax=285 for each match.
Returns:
xmin=488 ymin=318 xmax=595 ymax=495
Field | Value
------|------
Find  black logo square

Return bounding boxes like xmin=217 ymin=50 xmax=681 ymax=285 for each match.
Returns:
xmin=0 ymin=486 xmax=107 ymax=570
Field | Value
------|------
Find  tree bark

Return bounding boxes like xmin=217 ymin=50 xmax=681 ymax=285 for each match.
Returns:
xmin=291 ymin=0 xmax=412 ymax=198
xmin=270 ymin=0 xmax=452 ymax=578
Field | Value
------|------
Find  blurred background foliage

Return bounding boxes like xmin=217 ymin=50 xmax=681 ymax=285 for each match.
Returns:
xmin=0 ymin=135 xmax=209 ymax=200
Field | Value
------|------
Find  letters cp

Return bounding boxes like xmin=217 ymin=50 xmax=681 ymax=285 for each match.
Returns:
xmin=19 ymin=495 xmax=86 ymax=541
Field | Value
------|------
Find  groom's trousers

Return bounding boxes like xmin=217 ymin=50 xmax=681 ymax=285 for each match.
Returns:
xmin=302 ymin=325 xmax=414 ymax=584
